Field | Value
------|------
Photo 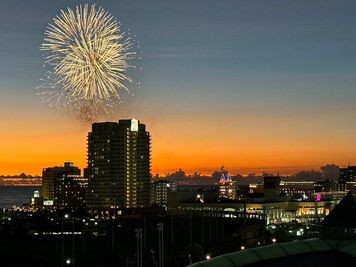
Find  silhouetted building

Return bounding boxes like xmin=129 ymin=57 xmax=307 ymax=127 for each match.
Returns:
xmin=87 ymin=119 xmax=151 ymax=209
xmin=42 ymin=162 xmax=85 ymax=207
xmin=264 ymin=176 xmax=281 ymax=201
xmin=314 ymin=179 xmax=338 ymax=192
xmin=339 ymin=166 xmax=356 ymax=184
xmin=249 ymin=183 xmax=264 ymax=194
xmin=280 ymin=181 xmax=315 ymax=200
xmin=30 ymin=190 xmax=43 ymax=207
xmin=322 ymin=191 xmax=356 ymax=239
xmin=56 ymin=175 xmax=87 ymax=208
xmin=321 ymin=164 xmax=340 ymax=181
xmin=151 ymin=180 xmax=175 ymax=207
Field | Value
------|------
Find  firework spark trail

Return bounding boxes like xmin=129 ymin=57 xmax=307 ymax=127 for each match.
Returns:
xmin=39 ymin=4 xmax=136 ymax=121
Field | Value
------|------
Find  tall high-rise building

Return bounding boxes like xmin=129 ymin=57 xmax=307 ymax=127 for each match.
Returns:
xmin=87 ymin=119 xmax=151 ymax=209
xmin=264 ymin=175 xmax=281 ymax=201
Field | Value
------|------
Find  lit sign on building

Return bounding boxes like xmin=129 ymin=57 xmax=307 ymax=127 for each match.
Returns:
xmin=131 ymin=119 xmax=138 ymax=132
xmin=43 ymin=200 xmax=54 ymax=206
xmin=34 ymin=190 xmax=40 ymax=198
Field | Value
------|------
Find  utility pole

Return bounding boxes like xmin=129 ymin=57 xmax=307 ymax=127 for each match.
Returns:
xmin=170 ymin=216 xmax=174 ymax=250
xmin=201 ymin=215 xmax=204 ymax=247
xmin=61 ymin=217 xmax=64 ymax=267
xmin=82 ymin=219 xmax=86 ymax=255
xmin=189 ymin=215 xmax=192 ymax=247
xmin=61 ymin=213 xmax=71 ymax=267
xmin=72 ymin=217 xmax=75 ymax=267
xmin=135 ymin=228 xmax=143 ymax=267
xmin=117 ymin=224 xmax=122 ymax=264
xmin=111 ymin=219 xmax=115 ymax=253
xmin=243 ymin=201 xmax=247 ymax=226
xmin=157 ymin=223 xmax=164 ymax=267
xmin=143 ymin=217 xmax=147 ymax=250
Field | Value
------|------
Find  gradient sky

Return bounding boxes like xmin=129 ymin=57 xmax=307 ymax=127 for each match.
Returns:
xmin=1 ymin=0 xmax=356 ymax=176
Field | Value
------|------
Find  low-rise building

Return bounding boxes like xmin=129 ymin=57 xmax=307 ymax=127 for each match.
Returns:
xmin=171 ymin=199 xmax=337 ymax=225
xmin=42 ymin=162 xmax=87 ymax=208
xmin=339 ymin=166 xmax=356 ymax=184
xmin=150 ymin=180 xmax=176 ymax=208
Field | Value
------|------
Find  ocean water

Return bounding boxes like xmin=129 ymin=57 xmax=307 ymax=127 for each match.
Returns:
xmin=0 ymin=186 xmax=41 ymax=209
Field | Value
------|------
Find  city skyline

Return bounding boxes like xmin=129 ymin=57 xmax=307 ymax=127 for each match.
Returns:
xmin=1 ymin=0 xmax=356 ymax=176
xmin=2 ymin=2 xmax=356 ymax=267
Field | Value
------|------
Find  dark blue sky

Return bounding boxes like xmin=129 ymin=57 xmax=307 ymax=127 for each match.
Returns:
xmin=1 ymin=0 xmax=356 ymax=175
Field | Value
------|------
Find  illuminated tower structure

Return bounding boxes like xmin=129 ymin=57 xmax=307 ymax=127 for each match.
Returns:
xmin=219 ymin=172 xmax=237 ymax=200
xmin=86 ymin=119 xmax=151 ymax=209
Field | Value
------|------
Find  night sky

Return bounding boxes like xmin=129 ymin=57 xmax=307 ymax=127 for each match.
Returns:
xmin=1 ymin=0 xmax=356 ymax=175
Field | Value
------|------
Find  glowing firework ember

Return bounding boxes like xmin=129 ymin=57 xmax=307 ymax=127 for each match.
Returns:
xmin=39 ymin=4 xmax=137 ymax=121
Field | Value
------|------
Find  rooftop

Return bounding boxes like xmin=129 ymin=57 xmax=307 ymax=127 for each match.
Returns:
xmin=322 ymin=191 xmax=356 ymax=228
xmin=188 ymin=239 xmax=356 ymax=267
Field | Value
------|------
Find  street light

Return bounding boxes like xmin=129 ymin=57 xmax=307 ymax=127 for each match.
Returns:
xmin=61 ymin=215 xmax=68 ymax=267
xmin=206 ymin=255 xmax=211 ymax=260
xmin=62 ymin=214 xmax=75 ymax=267
xmin=135 ymin=228 xmax=143 ymax=267
xmin=157 ymin=223 xmax=164 ymax=267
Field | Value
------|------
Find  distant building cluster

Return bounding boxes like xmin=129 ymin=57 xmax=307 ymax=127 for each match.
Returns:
xmin=33 ymin=118 xmax=356 ymax=229
xmin=9 ymin=119 xmax=356 ymax=267
xmin=167 ymin=170 xmax=356 ymax=225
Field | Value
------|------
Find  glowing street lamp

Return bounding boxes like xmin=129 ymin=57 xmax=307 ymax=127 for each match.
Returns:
xmin=62 ymin=214 xmax=74 ymax=267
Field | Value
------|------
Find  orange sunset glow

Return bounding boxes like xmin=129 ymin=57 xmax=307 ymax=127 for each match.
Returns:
xmin=0 ymin=107 xmax=355 ymax=176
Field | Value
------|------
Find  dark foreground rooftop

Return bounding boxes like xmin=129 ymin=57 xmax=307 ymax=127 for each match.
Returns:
xmin=323 ymin=191 xmax=356 ymax=228
xmin=189 ymin=239 xmax=356 ymax=267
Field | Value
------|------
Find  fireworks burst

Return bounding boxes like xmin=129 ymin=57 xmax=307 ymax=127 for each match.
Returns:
xmin=39 ymin=4 xmax=137 ymax=121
